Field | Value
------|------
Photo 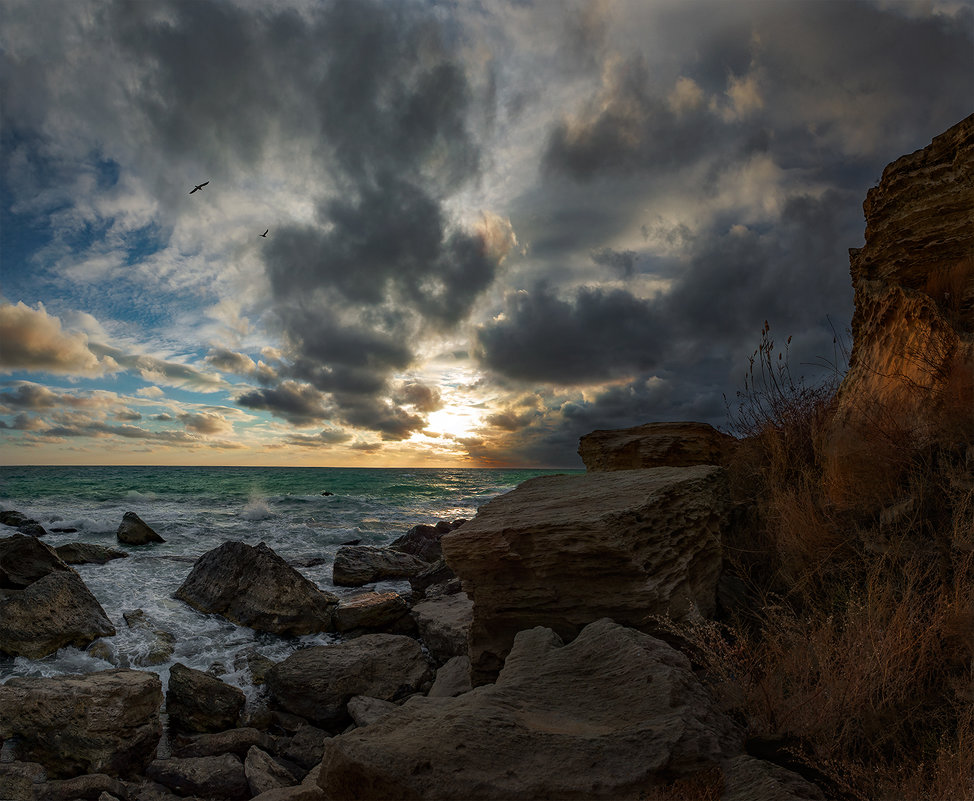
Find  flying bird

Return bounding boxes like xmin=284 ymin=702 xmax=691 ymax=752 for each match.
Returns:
xmin=260 ymin=229 xmax=268 ymax=238
xmin=189 ymin=181 xmax=209 ymax=194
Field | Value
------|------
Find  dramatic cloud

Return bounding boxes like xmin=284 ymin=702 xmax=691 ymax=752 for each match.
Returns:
xmin=1 ymin=0 xmax=971 ymax=465
xmin=0 ymin=302 xmax=118 ymax=376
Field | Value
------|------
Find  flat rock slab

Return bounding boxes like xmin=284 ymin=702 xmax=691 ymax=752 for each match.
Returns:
xmin=317 ymin=618 xmax=742 ymax=800
xmin=442 ymin=466 xmax=729 ymax=683
xmin=146 ymin=754 xmax=249 ymax=800
xmin=578 ymin=421 xmax=737 ymax=471
xmin=55 ymin=542 xmax=129 ymax=565
xmin=0 ymin=669 xmax=162 ymax=779
xmin=332 ymin=546 xmax=428 ymax=587
xmin=332 ymin=591 xmax=408 ymax=633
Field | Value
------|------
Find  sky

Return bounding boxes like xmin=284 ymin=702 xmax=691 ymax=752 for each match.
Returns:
xmin=1 ymin=0 xmax=972 ymax=468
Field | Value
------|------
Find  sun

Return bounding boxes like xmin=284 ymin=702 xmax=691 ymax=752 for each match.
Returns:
xmin=423 ymin=406 xmax=485 ymax=441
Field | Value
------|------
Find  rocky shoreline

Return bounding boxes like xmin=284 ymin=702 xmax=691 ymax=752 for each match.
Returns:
xmin=2 ymin=115 xmax=971 ymax=800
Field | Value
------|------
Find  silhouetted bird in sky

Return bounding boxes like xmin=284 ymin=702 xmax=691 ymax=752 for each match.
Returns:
xmin=189 ymin=181 xmax=209 ymax=194
xmin=260 ymin=229 xmax=268 ymax=238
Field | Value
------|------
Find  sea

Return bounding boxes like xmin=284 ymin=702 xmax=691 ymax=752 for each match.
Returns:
xmin=0 ymin=465 xmax=575 ymax=698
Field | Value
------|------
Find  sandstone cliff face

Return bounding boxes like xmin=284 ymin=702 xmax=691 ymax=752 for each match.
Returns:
xmin=441 ymin=466 xmax=728 ymax=685
xmin=821 ymin=114 xmax=974 ymax=505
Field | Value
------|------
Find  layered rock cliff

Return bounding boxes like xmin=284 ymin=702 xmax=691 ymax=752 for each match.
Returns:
xmin=821 ymin=114 xmax=974 ymax=506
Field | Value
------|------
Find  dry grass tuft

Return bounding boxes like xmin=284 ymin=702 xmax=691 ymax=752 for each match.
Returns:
xmin=705 ymin=325 xmax=974 ymax=800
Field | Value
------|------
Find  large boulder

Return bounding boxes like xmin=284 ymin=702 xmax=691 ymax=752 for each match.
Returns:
xmin=578 ymin=421 xmax=738 ymax=471
xmin=0 ymin=669 xmax=163 ymax=779
xmin=442 ymin=466 xmax=729 ymax=684
xmin=116 ymin=511 xmax=165 ymax=545
xmin=55 ymin=542 xmax=129 ymax=565
xmin=0 ymin=570 xmax=116 ymax=659
xmin=316 ymin=619 xmax=793 ymax=800
xmin=0 ymin=533 xmax=71 ymax=588
xmin=174 ymin=541 xmax=338 ymax=636
xmin=266 ymin=634 xmax=431 ymax=729
xmin=167 ymin=663 xmax=246 ymax=734
xmin=410 ymin=592 xmax=473 ymax=664
xmin=332 ymin=546 xmax=429 ymax=587
xmin=820 ymin=114 xmax=974 ymax=508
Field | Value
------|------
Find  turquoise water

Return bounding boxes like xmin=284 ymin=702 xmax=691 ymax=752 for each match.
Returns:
xmin=0 ymin=466 xmax=576 ymax=688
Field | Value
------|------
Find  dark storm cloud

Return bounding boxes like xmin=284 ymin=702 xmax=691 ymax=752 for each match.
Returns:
xmin=251 ymin=0 xmax=503 ymax=439
xmin=591 ymin=246 xmax=638 ymax=277
xmin=236 ymin=381 xmax=329 ymax=427
xmin=476 ymin=284 xmax=664 ymax=383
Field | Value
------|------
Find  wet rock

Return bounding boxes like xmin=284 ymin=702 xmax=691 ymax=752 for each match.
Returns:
xmin=410 ymin=592 xmax=473 ymax=664
xmin=244 ymin=746 xmax=297 ymax=796
xmin=579 ymin=421 xmax=738 ymax=471
xmin=175 ymin=541 xmax=338 ymax=636
xmin=0 ymin=570 xmax=116 ymax=659
xmin=122 ymin=610 xmax=175 ymax=667
xmin=0 ymin=510 xmax=49 ymax=537
xmin=317 ymin=618 xmax=742 ymax=800
xmin=145 ymin=754 xmax=249 ymax=800
xmin=442 ymin=466 xmax=729 ymax=684
xmin=167 ymin=663 xmax=245 ymax=734
xmin=116 ymin=512 xmax=165 ymax=545
xmin=0 ymin=668 xmax=162 ymax=779
xmin=266 ymin=634 xmax=431 ymax=729
xmin=56 ymin=542 xmax=129 ymax=565
xmin=331 ymin=545 xmax=428 ymax=587
xmin=332 ymin=591 xmax=409 ymax=633
xmin=0 ymin=533 xmax=71 ymax=588
xmin=388 ymin=519 xmax=466 ymax=563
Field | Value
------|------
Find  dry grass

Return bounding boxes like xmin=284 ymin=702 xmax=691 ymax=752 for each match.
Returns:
xmin=707 ymin=325 xmax=974 ymax=800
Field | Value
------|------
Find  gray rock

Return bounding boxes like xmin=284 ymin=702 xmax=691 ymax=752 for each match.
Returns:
xmin=250 ymin=764 xmax=325 ymax=801
xmin=175 ymin=541 xmax=337 ymax=636
xmin=266 ymin=634 xmax=431 ymax=729
xmin=721 ymin=754 xmax=825 ymax=800
xmin=0 ymin=761 xmax=46 ymax=801
xmin=116 ymin=512 xmax=165 ymax=545
xmin=167 ymin=663 xmax=245 ymax=734
xmin=427 ymin=655 xmax=472 ymax=698
xmin=317 ymin=619 xmax=742 ymax=800
xmin=0 ymin=533 xmax=70 ymax=588
xmin=34 ymin=773 xmax=129 ymax=801
xmin=0 ymin=510 xmax=49 ymax=537
xmin=441 ymin=466 xmax=729 ymax=684
xmin=346 ymin=696 xmax=398 ymax=728
xmin=411 ymin=592 xmax=472 ymax=664
xmin=56 ymin=542 xmax=129 ymax=565
xmin=171 ymin=727 xmax=276 ymax=760
xmin=244 ymin=746 xmax=297 ymax=796
xmin=408 ymin=558 xmax=457 ymax=600
xmin=0 ymin=570 xmax=116 ymax=659
xmin=0 ymin=669 xmax=162 ymax=779
xmin=388 ymin=520 xmax=466 ymax=563
xmin=332 ymin=545 xmax=429 ymax=587
xmin=145 ymin=754 xmax=249 ymax=800
xmin=281 ymin=725 xmax=329 ymax=770
xmin=332 ymin=591 xmax=409 ymax=633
